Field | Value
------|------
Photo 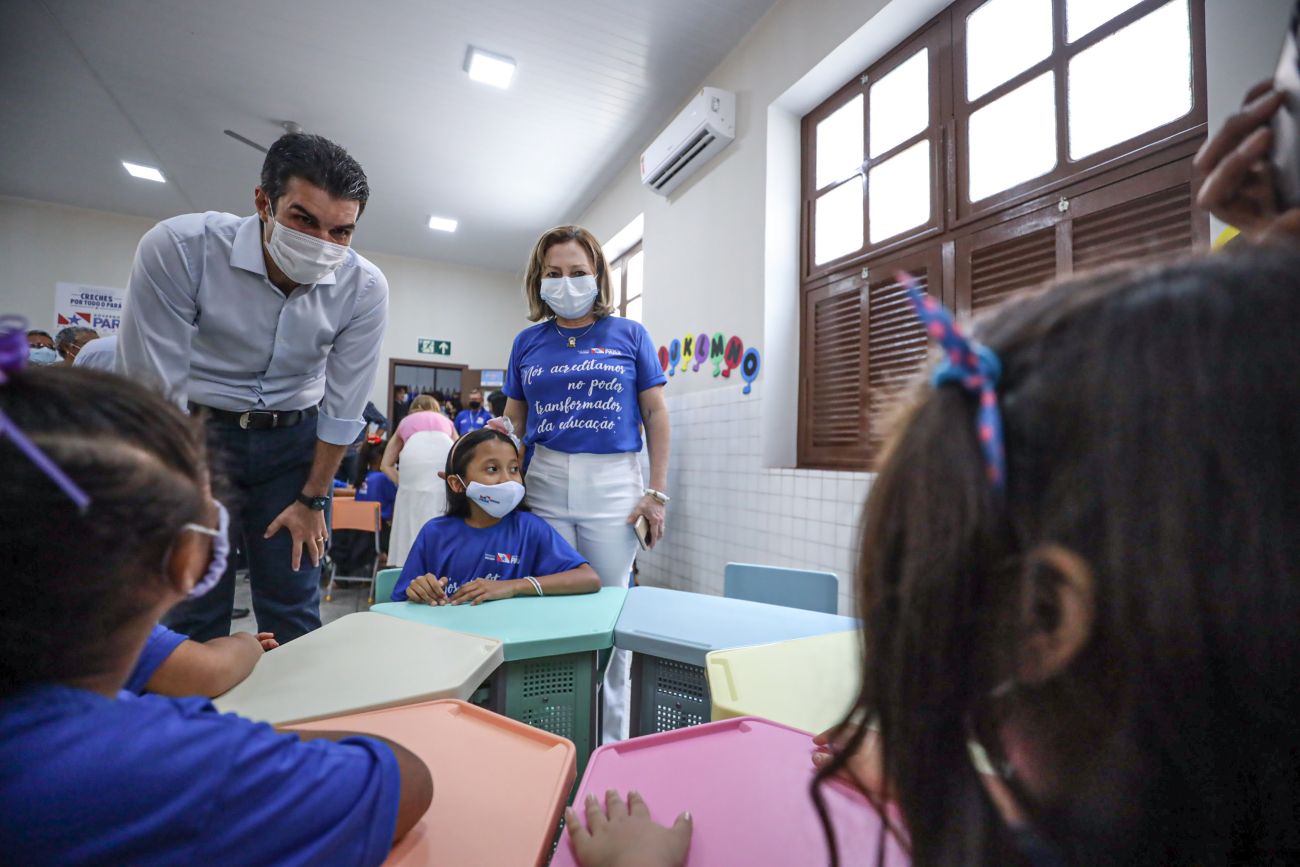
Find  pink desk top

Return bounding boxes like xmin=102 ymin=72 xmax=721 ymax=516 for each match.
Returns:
xmin=291 ymin=700 xmax=574 ymax=867
xmin=552 ymin=717 xmax=909 ymax=867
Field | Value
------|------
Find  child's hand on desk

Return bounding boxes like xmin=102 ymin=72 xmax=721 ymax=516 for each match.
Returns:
xmin=564 ymin=791 xmax=691 ymax=867
xmin=812 ymin=724 xmax=891 ymax=802
xmin=406 ymin=574 xmax=450 ymax=606
xmin=256 ymin=632 xmax=279 ymax=651
xmin=450 ymin=578 xmax=518 ymax=606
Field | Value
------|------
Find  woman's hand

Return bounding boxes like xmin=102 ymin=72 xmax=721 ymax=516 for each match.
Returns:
xmin=564 ymin=791 xmax=691 ymax=867
xmin=1194 ymin=81 xmax=1300 ymax=244
xmin=626 ymin=495 xmax=665 ymax=549
xmin=812 ymin=724 xmax=891 ymax=801
xmin=450 ymin=578 xmax=518 ymax=606
xmin=405 ymin=574 xmax=450 ymax=606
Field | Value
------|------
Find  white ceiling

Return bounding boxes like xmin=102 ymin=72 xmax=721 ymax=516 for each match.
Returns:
xmin=0 ymin=0 xmax=777 ymax=270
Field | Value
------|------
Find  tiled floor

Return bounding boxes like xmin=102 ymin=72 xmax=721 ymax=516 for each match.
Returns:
xmin=229 ymin=570 xmax=373 ymax=635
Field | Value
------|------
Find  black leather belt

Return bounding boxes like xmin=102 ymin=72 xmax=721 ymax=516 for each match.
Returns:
xmin=191 ymin=404 xmax=318 ymax=430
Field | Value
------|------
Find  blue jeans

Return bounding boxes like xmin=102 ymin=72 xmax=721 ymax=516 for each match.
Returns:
xmin=164 ymin=416 xmax=328 ymax=644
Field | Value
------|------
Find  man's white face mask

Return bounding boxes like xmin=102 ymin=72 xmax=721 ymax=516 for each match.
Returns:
xmin=264 ymin=206 xmax=349 ymax=285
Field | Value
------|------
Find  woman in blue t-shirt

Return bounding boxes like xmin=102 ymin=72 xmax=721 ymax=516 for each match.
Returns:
xmin=500 ymin=225 xmax=671 ymax=743
xmin=391 ymin=429 xmax=599 ymax=605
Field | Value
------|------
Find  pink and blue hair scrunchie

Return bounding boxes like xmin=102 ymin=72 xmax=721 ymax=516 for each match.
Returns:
xmin=896 ymin=272 xmax=1007 ymax=491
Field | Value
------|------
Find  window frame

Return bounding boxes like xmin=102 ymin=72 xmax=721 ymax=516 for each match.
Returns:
xmin=797 ymin=0 xmax=1208 ymax=471
xmin=802 ymin=20 xmax=952 ymax=280
xmin=951 ymin=0 xmax=1208 ymax=221
xmin=609 ymin=240 xmax=644 ymax=320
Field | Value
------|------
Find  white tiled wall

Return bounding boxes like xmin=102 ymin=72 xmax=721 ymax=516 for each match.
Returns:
xmin=638 ymin=388 xmax=874 ymax=616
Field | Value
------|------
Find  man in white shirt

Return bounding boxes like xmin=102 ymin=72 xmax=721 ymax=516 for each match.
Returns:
xmin=72 ymin=334 xmax=117 ymax=372
xmin=118 ymin=133 xmax=388 ymax=643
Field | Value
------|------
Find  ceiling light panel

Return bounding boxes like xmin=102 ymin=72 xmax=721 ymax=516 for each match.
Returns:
xmin=122 ymin=161 xmax=165 ymax=183
xmin=465 ymin=47 xmax=516 ymax=89
xmin=427 ymin=216 xmax=459 ymax=232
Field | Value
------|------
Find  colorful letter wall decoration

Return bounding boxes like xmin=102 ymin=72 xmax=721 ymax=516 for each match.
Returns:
xmin=654 ymin=331 xmax=761 ymax=395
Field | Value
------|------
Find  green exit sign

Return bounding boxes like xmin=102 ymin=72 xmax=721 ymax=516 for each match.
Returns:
xmin=418 ymin=338 xmax=451 ymax=356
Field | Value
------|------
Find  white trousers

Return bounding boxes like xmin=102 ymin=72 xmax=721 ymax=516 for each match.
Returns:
xmin=525 ymin=445 xmax=642 ymax=743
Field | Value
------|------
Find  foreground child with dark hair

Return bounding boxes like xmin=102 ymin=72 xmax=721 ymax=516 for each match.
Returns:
xmin=565 ymin=251 xmax=1300 ymax=867
xmin=0 ymin=360 xmax=431 ymax=865
xmin=392 ymin=428 xmax=600 ymax=605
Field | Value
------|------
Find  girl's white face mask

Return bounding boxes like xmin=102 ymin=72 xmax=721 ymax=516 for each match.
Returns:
xmin=540 ymin=275 xmax=599 ymax=320
xmin=264 ymin=207 xmax=350 ymax=285
xmin=461 ymin=479 xmax=526 ymax=518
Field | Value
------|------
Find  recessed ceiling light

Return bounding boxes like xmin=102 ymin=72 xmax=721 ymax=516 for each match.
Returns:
xmin=427 ymin=216 xmax=459 ymax=233
xmin=464 ymin=46 xmax=515 ymax=89
xmin=122 ymin=161 xmax=165 ymax=183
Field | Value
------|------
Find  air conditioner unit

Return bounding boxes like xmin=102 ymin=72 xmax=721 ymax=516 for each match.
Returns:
xmin=640 ymin=87 xmax=735 ymax=197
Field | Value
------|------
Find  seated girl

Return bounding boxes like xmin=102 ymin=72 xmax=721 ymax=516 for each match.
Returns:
xmin=0 ymin=361 xmax=432 ymax=865
xmin=392 ymin=428 xmax=600 ymax=605
xmin=566 ymin=252 xmax=1300 ymax=866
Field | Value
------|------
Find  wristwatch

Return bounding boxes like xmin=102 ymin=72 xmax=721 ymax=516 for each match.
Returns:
xmin=644 ymin=488 xmax=670 ymax=505
xmin=296 ymin=493 xmax=329 ymax=511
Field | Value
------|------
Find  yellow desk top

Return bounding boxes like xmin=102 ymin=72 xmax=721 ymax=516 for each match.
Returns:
xmin=705 ymin=629 xmax=861 ymax=735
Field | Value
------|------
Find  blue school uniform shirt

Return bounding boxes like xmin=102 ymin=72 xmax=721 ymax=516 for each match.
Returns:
xmin=356 ymin=469 xmax=398 ymax=521
xmin=0 ymin=685 xmax=399 ymax=866
xmin=454 ymin=408 xmax=492 ymax=434
xmin=391 ymin=510 xmax=587 ymax=600
xmin=503 ymin=316 xmax=666 ymax=454
xmin=124 ymin=624 xmax=189 ymax=694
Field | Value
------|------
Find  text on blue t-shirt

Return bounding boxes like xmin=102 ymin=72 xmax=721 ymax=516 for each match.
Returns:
xmin=392 ymin=510 xmax=587 ymax=600
xmin=503 ymin=316 xmax=666 ymax=454
xmin=454 ymin=408 xmax=493 ymax=435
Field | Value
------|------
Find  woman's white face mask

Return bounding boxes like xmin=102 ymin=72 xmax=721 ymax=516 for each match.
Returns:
xmin=540 ymin=275 xmax=599 ymax=320
xmin=264 ymin=206 xmax=350 ymax=285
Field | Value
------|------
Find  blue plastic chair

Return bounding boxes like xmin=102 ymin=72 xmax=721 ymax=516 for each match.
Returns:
xmin=373 ymin=567 xmax=403 ymax=606
xmin=723 ymin=562 xmax=840 ymax=615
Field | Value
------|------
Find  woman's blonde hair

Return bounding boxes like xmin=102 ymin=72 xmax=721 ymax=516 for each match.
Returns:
xmin=410 ymin=394 xmax=439 ymax=413
xmin=523 ymin=225 xmax=615 ymax=322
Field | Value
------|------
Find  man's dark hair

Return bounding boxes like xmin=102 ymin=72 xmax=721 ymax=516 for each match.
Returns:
xmin=487 ymin=390 xmax=507 ymax=417
xmin=27 ymin=330 xmax=52 ymax=342
xmin=54 ymin=326 xmax=97 ymax=358
xmin=260 ymin=133 xmax=369 ymax=214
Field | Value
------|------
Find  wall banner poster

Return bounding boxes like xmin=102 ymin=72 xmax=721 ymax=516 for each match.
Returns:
xmin=53 ymin=282 xmax=125 ymax=335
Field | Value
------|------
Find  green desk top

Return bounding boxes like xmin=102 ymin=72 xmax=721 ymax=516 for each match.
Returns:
xmin=372 ymin=587 xmax=627 ymax=662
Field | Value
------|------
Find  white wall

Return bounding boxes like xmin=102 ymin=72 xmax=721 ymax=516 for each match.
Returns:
xmin=357 ymin=249 xmax=526 ymax=408
xmin=0 ymin=195 xmax=525 ymax=409
xmin=581 ymin=0 xmax=1288 ymax=609
xmin=0 ymin=195 xmax=155 ymax=327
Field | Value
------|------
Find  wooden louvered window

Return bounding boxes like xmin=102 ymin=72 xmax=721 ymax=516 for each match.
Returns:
xmin=798 ymin=0 xmax=1208 ymax=470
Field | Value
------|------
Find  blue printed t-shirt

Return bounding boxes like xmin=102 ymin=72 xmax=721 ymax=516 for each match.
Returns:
xmin=455 ymin=408 xmax=493 ymax=435
xmin=392 ymin=510 xmax=587 ymax=600
xmin=124 ymin=624 xmax=189 ymax=695
xmin=503 ymin=316 xmax=666 ymax=454
xmin=0 ymin=685 xmax=400 ymax=867
xmin=357 ymin=470 xmax=398 ymax=521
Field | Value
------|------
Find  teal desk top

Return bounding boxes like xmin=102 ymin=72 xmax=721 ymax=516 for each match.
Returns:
xmin=372 ymin=587 xmax=627 ymax=662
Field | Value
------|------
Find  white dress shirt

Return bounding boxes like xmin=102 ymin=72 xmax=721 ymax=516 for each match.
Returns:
xmin=116 ymin=212 xmax=388 ymax=445
xmin=73 ymin=334 xmax=118 ymax=372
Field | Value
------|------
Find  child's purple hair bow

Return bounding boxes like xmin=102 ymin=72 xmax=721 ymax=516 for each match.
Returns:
xmin=0 ymin=315 xmax=92 ymax=512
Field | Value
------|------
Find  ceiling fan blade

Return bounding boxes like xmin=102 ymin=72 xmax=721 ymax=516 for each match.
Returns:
xmin=223 ymin=129 xmax=268 ymax=153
